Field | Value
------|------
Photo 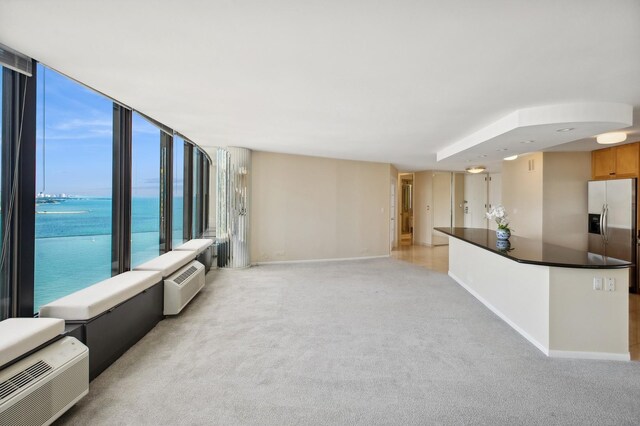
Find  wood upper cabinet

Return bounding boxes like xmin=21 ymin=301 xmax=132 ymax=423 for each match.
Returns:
xmin=592 ymin=142 xmax=639 ymax=180
xmin=592 ymin=147 xmax=615 ymax=179
xmin=614 ymin=143 xmax=639 ymax=178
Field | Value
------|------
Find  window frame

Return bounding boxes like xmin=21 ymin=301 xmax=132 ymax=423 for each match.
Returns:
xmin=2 ymin=63 xmax=37 ymax=317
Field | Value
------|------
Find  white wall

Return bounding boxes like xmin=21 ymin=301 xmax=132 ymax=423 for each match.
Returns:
xmin=250 ymin=151 xmax=391 ymax=263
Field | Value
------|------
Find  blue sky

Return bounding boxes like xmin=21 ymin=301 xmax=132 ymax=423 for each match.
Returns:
xmin=35 ymin=64 xmax=183 ymax=197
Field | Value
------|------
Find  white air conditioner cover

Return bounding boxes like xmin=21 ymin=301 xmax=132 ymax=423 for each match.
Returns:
xmin=0 ymin=336 xmax=88 ymax=426
xmin=164 ymin=260 xmax=206 ymax=315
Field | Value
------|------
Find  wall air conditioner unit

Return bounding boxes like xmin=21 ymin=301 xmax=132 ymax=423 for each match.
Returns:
xmin=164 ymin=260 xmax=206 ymax=315
xmin=0 ymin=337 xmax=89 ymax=426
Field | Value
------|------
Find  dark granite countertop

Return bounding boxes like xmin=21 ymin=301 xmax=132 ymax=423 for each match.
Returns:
xmin=435 ymin=227 xmax=633 ymax=269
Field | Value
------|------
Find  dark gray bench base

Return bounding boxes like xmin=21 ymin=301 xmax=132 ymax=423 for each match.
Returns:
xmin=65 ymin=281 xmax=164 ymax=380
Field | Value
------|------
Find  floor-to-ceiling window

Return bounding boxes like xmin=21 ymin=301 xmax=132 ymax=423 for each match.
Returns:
xmin=1 ymin=45 xmax=212 ymax=317
xmin=172 ymin=135 xmax=184 ymax=247
xmin=131 ymin=112 xmax=161 ymax=267
xmin=34 ymin=64 xmax=113 ymax=311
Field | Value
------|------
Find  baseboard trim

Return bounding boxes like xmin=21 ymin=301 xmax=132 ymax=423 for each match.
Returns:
xmin=448 ymin=271 xmax=550 ymax=357
xmin=254 ymin=254 xmax=390 ymax=266
xmin=413 ymin=242 xmax=433 ymax=247
xmin=547 ymin=350 xmax=630 ymax=362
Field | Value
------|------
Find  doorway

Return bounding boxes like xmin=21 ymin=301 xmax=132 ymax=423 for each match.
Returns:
xmin=400 ymin=174 xmax=414 ymax=245
xmin=390 ymin=178 xmax=397 ymax=250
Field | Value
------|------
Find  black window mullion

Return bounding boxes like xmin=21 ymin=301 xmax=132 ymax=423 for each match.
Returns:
xmin=196 ymin=150 xmax=206 ymax=237
xmin=203 ymin=158 xmax=210 ymax=232
xmin=183 ymin=143 xmax=193 ymax=241
xmin=1 ymin=63 xmax=37 ymax=317
xmin=112 ymin=105 xmax=132 ymax=275
xmin=160 ymin=132 xmax=173 ymax=252
xmin=193 ymin=150 xmax=202 ymax=238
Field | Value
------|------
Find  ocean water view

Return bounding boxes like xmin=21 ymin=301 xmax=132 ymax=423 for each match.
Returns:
xmin=34 ymin=196 xmax=184 ymax=311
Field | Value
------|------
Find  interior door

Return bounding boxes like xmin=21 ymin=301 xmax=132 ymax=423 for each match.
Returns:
xmin=463 ymin=173 xmax=488 ymax=228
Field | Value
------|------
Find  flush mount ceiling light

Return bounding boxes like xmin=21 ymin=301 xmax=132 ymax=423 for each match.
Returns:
xmin=504 ymin=155 xmax=518 ymax=161
xmin=556 ymin=127 xmax=575 ymax=132
xmin=596 ymin=132 xmax=627 ymax=145
xmin=520 ymin=140 xmax=535 ymax=144
xmin=465 ymin=166 xmax=486 ymax=174
xmin=496 ymin=148 xmax=508 ymax=152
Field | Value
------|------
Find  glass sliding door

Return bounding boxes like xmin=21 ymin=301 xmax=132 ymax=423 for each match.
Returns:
xmin=131 ymin=112 xmax=161 ymax=267
xmin=34 ymin=64 xmax=113 ymax=311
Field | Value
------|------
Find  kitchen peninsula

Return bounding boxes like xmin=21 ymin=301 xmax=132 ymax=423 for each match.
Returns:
xmin=436 ymin=227 xmax=632 ymax=361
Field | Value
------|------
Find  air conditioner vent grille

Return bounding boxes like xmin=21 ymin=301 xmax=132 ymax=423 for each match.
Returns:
xmin=0 ymin=380 xmax=16 ymax=400
xmin=0 ymin=43 xmax=33 ymax=76
xmin=0 ymin=360 xmax=52 ymax=401
xmin=25 ymin=361 xmax=52 ymax=378
xmin=174 ymin=265 xmax=198 ymax=285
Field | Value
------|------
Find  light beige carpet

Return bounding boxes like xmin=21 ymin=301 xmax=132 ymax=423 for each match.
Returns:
xmin=58 ymin=258 xmax=640 ymax=425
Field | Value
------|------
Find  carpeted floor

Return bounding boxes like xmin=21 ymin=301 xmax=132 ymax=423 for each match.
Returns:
xmin=57 ymin=258 xmax=640 ymax=425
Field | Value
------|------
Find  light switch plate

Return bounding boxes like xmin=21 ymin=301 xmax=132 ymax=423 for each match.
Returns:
xmin=593 ymin=277 xmax=603 ymax=291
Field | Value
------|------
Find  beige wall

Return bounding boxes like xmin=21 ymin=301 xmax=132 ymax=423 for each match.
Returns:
xmin=453 ymin=173 xmax=465 ymax=227
xmin=251 ymin=151 xmax=391 ymax=263
xmin=432 ymin=172 xmax=452 ymax=245
xmin=542 ymin=152 xmax=591 ymax=250
xmin=502 ymin=152 xmax=544 ymax=239
xmin=502 ymin=151 xmax=591 ymax=248
xmin=413 ymin=171 xmax=433 ymax=246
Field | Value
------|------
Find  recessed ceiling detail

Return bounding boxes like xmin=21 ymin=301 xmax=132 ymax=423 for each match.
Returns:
xmin=436 ymin=103 xmax=633 ymax=167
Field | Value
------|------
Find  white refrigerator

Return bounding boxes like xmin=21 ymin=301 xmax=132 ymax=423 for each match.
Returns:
xmin=588 ymin=178 xmax=637 ymax=292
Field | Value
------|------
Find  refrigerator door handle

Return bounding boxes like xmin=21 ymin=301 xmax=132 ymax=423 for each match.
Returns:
xmin=600 ymin=205 xmax=605 ymax=240
xmin=603 ymin=204 xmax=609 ymax=242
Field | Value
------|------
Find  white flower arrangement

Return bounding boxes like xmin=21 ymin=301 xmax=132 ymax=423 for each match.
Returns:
xmin=486 ymin=205 xmax=510 ymax=230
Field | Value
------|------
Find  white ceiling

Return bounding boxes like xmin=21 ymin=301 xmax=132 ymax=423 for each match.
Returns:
xmin=1 ymin=0 xmax=639 ymax=172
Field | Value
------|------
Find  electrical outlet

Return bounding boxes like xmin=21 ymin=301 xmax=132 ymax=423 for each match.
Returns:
xmin=606 ymin=277 xmax=615 ymax=292
xmin=593 ymin=277 xmax=603 ymax=291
